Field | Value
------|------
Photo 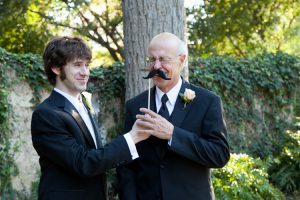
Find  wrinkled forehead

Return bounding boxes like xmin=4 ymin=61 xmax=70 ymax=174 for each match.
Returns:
xmin=148 ymin=36 xmax=179 ymax=57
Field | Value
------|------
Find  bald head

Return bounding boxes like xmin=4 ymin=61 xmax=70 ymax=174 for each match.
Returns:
xmin=148 ymin=32 xmax=188 ymax=57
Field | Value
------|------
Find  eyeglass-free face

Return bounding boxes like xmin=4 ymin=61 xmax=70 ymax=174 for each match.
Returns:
xmin=52 ymin=58 xmax=90 ymax=97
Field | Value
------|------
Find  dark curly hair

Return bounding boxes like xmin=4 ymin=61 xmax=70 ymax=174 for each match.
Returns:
xmin=43 ymin=36 xmax=92 ymax=85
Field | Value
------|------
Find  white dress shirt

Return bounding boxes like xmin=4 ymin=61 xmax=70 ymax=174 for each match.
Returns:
xmin=54 ymin=88 xmax=139 ymax=159
xmin=155 ymin=78 xmax=182 ymax=115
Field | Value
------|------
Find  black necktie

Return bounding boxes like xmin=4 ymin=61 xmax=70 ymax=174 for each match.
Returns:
xmin=157 ymin=94 xmax=169 ymax=160
xmin=158 ymin=94 xmax=170 ymax=120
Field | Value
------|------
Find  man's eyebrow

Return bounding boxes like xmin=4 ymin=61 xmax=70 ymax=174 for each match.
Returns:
xmin=73 ymin=60 xmax=84 ymax=64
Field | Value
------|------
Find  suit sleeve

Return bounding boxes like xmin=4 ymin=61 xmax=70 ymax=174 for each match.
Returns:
xmin=116 ymin=101 xmax=138 ymax=200
xmin=31 ymin=107 xmax=132 ymax=177
xmin=170 ymin=95 xmax=230 ymax=168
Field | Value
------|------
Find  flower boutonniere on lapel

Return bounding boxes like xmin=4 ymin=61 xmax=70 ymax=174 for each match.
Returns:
xmin=179 ymin=88 xmax=196 ymax=108
xmin=81 ymin=91 xmax=94 ymax=112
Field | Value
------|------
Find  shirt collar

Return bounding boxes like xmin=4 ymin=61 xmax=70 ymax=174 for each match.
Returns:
xmin=156 ymin=77 xmax=182 ymax=106
xmin=54 ymin=88 xmax=82 ymax=110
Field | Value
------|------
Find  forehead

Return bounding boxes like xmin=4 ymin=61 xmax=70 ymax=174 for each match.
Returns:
xmin=148 ymin=37 xmax=178 ymax=56
xmin=70 ymin=58 xmax=90 ymax=63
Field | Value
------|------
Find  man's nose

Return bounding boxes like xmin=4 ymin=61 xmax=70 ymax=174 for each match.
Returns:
xmin=80 ymin=66 xmax=89 ymax=75
xmin=153 ymin=59 xmax=162 ymax=70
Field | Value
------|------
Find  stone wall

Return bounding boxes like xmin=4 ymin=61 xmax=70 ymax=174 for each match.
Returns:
xmin=8 ymin=68 xmax=45 ymax=197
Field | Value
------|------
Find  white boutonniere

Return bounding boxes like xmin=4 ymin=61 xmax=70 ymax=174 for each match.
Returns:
xmin=81 ymin=91 xmax=93 ymax=112
xmin=179 ymin=88 xmax=196 ymax=108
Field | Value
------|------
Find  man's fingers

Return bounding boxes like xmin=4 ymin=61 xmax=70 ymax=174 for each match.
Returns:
xmin=136 ymin=119 xmax=155 ymax=129
xmin=136 ymin=129 xmax=154 ymax=135
xmin=136 ymin=114 xmax=156 ymax=122
xmin=139 ymin=108 xmax=160 ymax=118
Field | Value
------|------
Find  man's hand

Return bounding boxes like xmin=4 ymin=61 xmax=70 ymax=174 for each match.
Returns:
xmin=129 ymin=119 xmax=151 ymax=143
xmin=136 ymin=108 xmax=174 ymax=140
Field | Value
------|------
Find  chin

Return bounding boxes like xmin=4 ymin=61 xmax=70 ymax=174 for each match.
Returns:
xmin=153 ymin=80 xmax=167 ymax=89
xmin=153 ymin=78 xmax=163 ymax=86
xmin=77 ymin=85 xmax=87 ymax=92
xmin=153 ymin=76 xmax=165 ymax=83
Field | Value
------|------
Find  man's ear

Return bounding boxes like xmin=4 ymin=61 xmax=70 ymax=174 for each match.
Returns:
xmin=179 ymin=54 xmax=186 ymax=64
xmin=51 ymin=66 xmax=61 ymax=75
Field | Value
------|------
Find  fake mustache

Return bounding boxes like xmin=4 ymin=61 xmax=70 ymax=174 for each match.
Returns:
xmin=143 ymin=69 xmax=171 ymax=80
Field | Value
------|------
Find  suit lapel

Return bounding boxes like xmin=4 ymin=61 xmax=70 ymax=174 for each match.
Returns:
xmin=170 ymin=80 xmax=192 ymax=127
xmin=50 ymin=91 xmax=96 ymax=148
xmin=65 ymin=101 xmax=96 ymax=148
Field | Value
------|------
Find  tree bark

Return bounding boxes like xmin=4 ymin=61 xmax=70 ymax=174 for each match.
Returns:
xmin=123 ymin=0 xmax=187 ymax=100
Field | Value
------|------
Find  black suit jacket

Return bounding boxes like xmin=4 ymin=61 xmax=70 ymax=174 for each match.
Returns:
xmin=117 ymin=80 xmax=230 ymax=200
xmin=31 ymin=91 xmax=132 ymax=200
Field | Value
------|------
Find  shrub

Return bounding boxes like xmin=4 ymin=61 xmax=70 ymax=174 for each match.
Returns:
xmin=213 ymin=153 xmax=284 ymax=200
xmin=267 ymin=121 xmax=300 ymax=193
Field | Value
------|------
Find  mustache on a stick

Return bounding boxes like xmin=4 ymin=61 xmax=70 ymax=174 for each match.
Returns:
xmin=143 ymin=69 xmax=171 ymax=80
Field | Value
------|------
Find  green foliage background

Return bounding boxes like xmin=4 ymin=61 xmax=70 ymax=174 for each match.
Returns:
xmin=0 ymin=0 xmax=52 ymax=54
xmin=213 ymin=153 xmax=284 ymax=200
xmin=187 ymin=0 xmax=300 ymax=57
xmin=2 ymin=0 xmax=300 ymax=62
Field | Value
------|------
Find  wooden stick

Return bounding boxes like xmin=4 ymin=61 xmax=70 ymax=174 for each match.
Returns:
xmin=148 ymin=78 xmax=151 ymax=109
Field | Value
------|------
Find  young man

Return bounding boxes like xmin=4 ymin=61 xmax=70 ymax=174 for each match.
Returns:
xmin=31 ymin=36 xmax=149 ymax=200
xmin=117 ymin=32 xmax=230 ymax=200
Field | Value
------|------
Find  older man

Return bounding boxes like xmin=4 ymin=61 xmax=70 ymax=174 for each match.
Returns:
xmin=117 ymin=32 xmax=230 ymax=200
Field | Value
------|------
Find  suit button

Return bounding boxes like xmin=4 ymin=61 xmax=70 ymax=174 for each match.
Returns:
xmin=160 ymin=165 xmax=165 ymax=169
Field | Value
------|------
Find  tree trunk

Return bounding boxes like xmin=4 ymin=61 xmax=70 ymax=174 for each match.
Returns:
xmin=123 ymin=0 xmax=187 ymax=100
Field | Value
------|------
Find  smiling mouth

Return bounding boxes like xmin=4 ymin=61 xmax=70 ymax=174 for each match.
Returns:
xmin=77 ymin=79 xmax=88 ymax=83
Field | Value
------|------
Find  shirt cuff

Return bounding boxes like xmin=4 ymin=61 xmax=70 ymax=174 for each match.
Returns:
xmin=168 ymin=136 xmax=172 ymax=146
xmin=123 ymin=133 xmax=139 ymax=160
